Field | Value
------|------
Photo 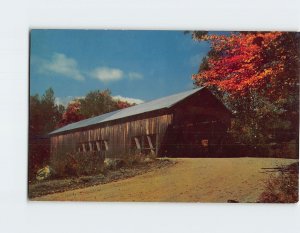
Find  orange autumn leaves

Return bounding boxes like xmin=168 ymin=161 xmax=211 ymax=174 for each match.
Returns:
xmin=58 ymin=100 xmax=85 ymax=127
xmin=192 ymin=32 xmax=286 ymax=95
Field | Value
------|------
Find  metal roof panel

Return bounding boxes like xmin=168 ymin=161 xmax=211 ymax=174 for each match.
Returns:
xmin=49 ymin=87 xmax=203 ymax=135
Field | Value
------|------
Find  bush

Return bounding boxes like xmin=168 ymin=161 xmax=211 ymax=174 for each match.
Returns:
xmin=268 ymin=140 xmax=298 ymax=158
xmin=123 ymin=151 xmax=156 ymax=167
xmin=50 ymin=150 xmax=156 ymax=178
xmin=104 ymin=159 xmax=126 ymax=170
xmin=102 ymin=151 xmax=156 ymax=170
xmin=28 ymin=137 xmax=51 ymax=181
xmin=259 ymin=162 xmax=299 ymax=203
xmin=50 ymin=151 xmax=104 ymax=178
xmin=123 ymin=152 xmax=143 ymax=166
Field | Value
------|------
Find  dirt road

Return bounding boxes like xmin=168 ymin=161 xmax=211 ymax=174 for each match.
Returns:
xmin=33 ymin=158 xmax=297 ymax=202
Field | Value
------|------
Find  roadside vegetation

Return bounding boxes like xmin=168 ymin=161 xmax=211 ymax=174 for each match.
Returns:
xmin=259 ymin=162 xmax=298 ymax=203
xmin=28 ymin=156 xmax=175 ymax=199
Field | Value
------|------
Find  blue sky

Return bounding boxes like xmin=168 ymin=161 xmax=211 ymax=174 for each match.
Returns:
xmin=30 ymin=30 xmax=211 ymax=105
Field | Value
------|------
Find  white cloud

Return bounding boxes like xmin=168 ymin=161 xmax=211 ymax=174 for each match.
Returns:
xmin=91 ymin=67 xmax=124 ymax=82
xmin=55 ymin=95 xmax=143 ymax=107
xmin=128 ymin=72 xmax=143 ymax=80
xmin=55 ymin=96 xmax=84 ymax=106
xmin=113 ymin=95 xmax=144 ymax=105
xmin=35 ymin=53 xmax=144 ymax=84
xmin=41 ymin=53 xmax=84 ymax=81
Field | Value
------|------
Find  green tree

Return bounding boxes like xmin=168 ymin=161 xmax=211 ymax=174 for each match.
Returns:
xmin=79 ymin=89 xmax=121 ymax=118
xmin=29 ymin=88 xmax=64 ymax=178
xmin=58 ymin=89 xmax=135 ymax=126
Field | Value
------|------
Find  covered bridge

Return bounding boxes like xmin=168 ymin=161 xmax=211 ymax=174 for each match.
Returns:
xmin=49 ymin=87 xmax=232 ymax=160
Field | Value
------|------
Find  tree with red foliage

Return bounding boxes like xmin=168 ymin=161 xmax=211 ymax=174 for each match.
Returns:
xmin=191 ymin=32 xmax=299 ymax=156
xmin=58 ymin=100 xmax=85 ymax=127
xmin=192 ymin=32 xmax=299 ymax=100
xmin=115 ymin=99 xmax=135 ymax=109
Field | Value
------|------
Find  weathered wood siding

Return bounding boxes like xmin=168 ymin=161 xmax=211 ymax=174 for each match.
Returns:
xmin=50 ymin=89 xmax=232 ymax=160
xmin=172 ymin=89 xmax=231 ymax=127
xmin=50 ymin=114 xmax=173 ymax=160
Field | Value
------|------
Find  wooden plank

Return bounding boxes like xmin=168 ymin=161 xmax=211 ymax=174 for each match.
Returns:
xmin=134 ymin=137 xmax=141 ymax=150
xmin=147 ymin=135 xmax=154 ymax=149
xmin=147 ymin=135 xmax=155 ymax=154
xmin=96 ymin=141 xmax=101 ymax=151
xmin=104 ymin=140 xmax=109 ymax=151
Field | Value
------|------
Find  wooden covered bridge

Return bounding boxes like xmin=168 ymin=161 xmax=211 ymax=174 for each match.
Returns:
xmin=49 ymin=87 xmax=232 ymax=160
